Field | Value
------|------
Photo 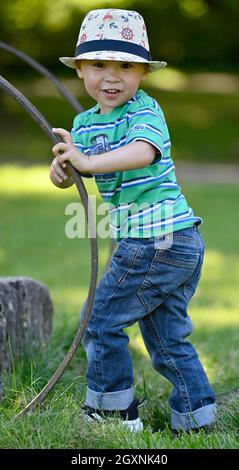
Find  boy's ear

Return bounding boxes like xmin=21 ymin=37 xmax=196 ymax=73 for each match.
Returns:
xmin=141 ymin=64 xmax=149 ymax=81
xmin=141 ymin=64 xmax=149 ymax=80
xmin=75 ymin=61 xmax=83 ymax=78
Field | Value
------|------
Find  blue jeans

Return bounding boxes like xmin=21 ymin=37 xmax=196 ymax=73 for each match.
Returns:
xmin=81 ymin=226 xmax=216 ymax=430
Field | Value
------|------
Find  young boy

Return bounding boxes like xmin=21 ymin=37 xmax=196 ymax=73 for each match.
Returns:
xmin=50 ymin=9 xmax=216 ymax=432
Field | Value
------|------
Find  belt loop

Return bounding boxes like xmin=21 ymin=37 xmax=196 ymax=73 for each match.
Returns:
xmin=154 ymin=232 xmax=173 ymax=250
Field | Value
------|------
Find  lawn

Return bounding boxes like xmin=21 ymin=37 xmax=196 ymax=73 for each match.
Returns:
xmin=0 ymin=165 xmax=239 ymax=449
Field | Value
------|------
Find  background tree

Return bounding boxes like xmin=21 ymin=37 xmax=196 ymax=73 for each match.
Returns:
xmin=1 ymin=0 xmax=239 ymax=74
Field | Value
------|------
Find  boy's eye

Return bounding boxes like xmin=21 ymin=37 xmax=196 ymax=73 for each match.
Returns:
xmin=121 ymin=63 xmax=133 ymax=69
xmin=93 ymin=62 xmax=104 ymax=68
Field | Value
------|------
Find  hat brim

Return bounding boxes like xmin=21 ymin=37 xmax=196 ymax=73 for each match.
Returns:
xmin=59 ymin=51 xmax=167 ymax=73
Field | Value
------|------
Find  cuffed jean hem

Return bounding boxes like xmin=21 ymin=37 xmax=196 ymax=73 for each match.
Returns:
xmin=85 ymin=386 xmax=134 ymax=411
xmin=170 ymin=403 xmax=217 ymax=431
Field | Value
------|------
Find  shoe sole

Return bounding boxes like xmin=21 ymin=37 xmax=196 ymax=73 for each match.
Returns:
xmin=84 ymin=413 xmax=143 ymax=432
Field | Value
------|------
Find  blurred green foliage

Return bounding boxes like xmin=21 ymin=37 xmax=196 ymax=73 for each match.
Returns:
xmin=1 ymin=0 xmax=239 ymax=73
xmin=1 ymin=1 xmax=239 ymax=164
xmin=1 ymin=78 xmax=239 ymax=163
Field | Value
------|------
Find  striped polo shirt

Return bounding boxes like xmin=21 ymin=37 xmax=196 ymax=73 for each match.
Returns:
xmin=71 ymin=89 xmax=202 ymax=240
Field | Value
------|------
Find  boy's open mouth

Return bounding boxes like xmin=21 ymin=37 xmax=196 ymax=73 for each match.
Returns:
xmin=102 ymin=89 xmax=121 ymax=96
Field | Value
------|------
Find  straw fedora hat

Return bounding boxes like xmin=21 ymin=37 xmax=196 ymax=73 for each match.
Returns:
xmin=60 ymin=9 xmax=167 ymax=73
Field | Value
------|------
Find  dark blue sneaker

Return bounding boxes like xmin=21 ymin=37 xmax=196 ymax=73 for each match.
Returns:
xmin=83 ymin=398 xmax=146 ymax=432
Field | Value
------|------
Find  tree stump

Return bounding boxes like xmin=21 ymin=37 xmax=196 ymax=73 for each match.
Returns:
xmin=0 ymin=276 xmax=53 ymax=394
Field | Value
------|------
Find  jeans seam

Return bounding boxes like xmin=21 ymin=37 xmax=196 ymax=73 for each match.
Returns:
xmin=137 ymin=249 xmax=160 ymax=312
xmin=138 ymin=247 xmax=160 ymax=289
xmin=92 ymin=343 xmax=104 ymax=393
xmin=90 ymin=245 xmax=141 ymax=328
xmin=145 ymin=314 xmax=192 ymax=413
xmin=184 ymin=285 xmax=195 ymax=303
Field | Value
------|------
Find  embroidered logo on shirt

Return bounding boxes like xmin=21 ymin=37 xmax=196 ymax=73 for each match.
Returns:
xmin=128 ymin=124 xmax=146 ymax=134
xmin=85 ymin=134 xmax=117 ymax=183
xmin=85 ymin=134 xmax=111 ymax=156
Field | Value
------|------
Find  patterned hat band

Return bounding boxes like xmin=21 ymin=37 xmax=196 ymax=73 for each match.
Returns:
xmin=75 ymin=40 xmax=152 ymax=62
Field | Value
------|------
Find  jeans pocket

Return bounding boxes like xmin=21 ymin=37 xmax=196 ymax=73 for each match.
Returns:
xmin=112 ymin=239 xmax=140 ymax=270
xmin=155 ymin=242 xmax=200 ymax=269
xmin=137 ymin=242 xmax=201 ymax=312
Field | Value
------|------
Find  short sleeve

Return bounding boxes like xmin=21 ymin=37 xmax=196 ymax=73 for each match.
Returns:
xmin=71 ymin=115 xmax=93 ymax=179
xmin=126 ymin=104 xmax=165 ymax=164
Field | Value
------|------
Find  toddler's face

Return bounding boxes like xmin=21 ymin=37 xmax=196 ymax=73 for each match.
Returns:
xmin=76 ymin=60 xmax=148 ymax=114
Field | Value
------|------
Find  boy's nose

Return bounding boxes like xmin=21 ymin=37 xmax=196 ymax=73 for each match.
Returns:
xmin=104 ymin=65 xmax=121 ymax=81
xmin=105 ymin=73 xmax=120 ymax=81
xmin=105 ymin=75 xmax=120 ymax=83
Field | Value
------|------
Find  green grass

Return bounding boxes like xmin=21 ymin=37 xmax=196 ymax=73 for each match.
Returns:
xmin=0 ymin=165 xmax=239 ymax=449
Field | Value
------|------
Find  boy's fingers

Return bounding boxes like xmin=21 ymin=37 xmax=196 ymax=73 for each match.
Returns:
xmin=52 ymin=142 xmax=68 ymax=156
xmin=50 ymin=159 xmax=68 ymax=181
xmin=52 ymin=149 xmax=67 ymax=164
xmin=51 ymin=157 xmax=62 ymax=170
xmin=52 ymin=128 xmax=72 ymax=144
xmin=57 ymin=152 xmax=69 ymax=165
xmin=55 ymin=168 xmax=68 ymax=181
